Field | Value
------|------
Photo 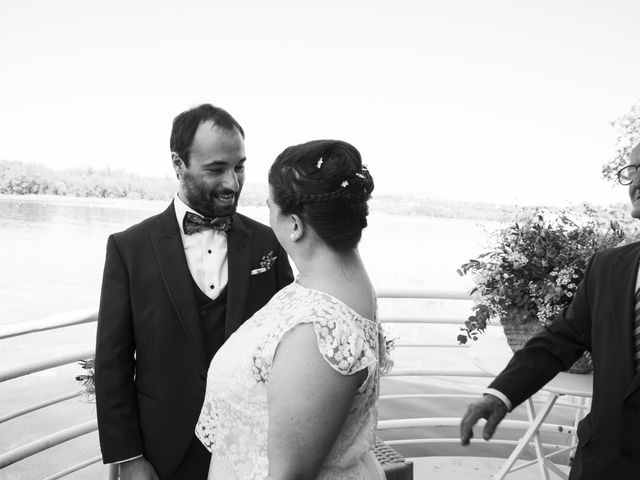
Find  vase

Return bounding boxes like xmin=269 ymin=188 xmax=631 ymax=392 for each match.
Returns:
xmin=501 ymin=320 xmax=592 ymax=375
xmin=501 ymin=322 xmax=544 ymax=352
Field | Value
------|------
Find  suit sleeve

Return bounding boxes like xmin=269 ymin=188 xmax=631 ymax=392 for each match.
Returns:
xmin=94 ymin=234 xmax=144 ymax=462
xmin=275 ymin=241 xmax=294 ymax=289
xmin=488 ymin=255 xmax=594 ymax=410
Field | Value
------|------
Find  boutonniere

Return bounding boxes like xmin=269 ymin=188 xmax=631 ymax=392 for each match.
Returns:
xmin=251 ymin=250 xmax=278 ymax=275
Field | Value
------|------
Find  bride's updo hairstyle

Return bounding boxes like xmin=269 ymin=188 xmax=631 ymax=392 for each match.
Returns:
xmin=268 ymin=139 xmax=374 ymax=252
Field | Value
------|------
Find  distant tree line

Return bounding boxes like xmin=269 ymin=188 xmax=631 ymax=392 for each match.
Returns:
xmin=0 ymin=160 xmax=176 ymax=200
xmin=371 ymin=193 xmax=636 ymax=229
xmin=1 ymin=160 xmax=635 ymax=226
xmin=0 ymin=160 xmax=270 ymax=207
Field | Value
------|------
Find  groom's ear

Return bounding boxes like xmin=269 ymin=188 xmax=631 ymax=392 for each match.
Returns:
xmin=171 ymin=152 xmax=184 ymax=179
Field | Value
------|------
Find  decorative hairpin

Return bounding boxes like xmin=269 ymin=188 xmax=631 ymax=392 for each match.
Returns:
xmin=341 ymin=180 xmax=349 ymax=188
xmin=355 ymin=173 xmax=365 ymax=179
xmin=317 ymin=157 xmax=324 ymax=169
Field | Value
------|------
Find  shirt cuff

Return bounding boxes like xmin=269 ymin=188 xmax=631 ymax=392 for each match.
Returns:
xmin=109 ymin=454 xmax=143 ymax=465
xmin=485 ymin=388 xmax=512 ymax=411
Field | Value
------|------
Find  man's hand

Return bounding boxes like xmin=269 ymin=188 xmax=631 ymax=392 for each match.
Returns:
xmin=460 ymin=394 xmax=508 ymax=446
xmin=119 ymin=457 xmax=159 ymax=480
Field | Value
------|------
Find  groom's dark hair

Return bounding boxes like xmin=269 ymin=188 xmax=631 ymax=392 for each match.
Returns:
xmin=170 ymin=104 xmax=245 ymax=166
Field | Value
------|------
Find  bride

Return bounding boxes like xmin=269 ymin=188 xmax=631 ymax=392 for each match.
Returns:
xmin=196 ymin=139 xmax=391 ymax=479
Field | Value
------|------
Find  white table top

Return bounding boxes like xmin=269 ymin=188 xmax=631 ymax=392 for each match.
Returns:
xmin=469 ymin=336 xmax=593 ymax=397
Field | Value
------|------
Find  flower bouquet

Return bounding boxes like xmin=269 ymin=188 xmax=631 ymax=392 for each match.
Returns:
xmin=457 ymin=207 xmax=626 ymax=373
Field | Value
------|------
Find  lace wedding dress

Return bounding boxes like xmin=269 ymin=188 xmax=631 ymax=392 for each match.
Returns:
xmin=195 ymin=281 xmax=390 ymax=479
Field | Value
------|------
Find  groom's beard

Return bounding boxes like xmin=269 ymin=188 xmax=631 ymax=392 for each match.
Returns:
xmin=181 ymin=172 xmax=242 ymax=218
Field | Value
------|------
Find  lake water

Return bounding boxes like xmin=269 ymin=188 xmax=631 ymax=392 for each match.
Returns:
xmin=0 ymin=195 xmax=504 ymax=479
xmin=0 ymin=193 xmax=504 ymax=383
xmin=0 ymin=195 xmax=495 ymax=324
xmin=0 ymin=194 xmax=505 ymax=374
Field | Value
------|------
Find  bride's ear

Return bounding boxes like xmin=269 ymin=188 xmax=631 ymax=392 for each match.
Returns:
xmin=289 ymin=214 xmax=304 ymax=242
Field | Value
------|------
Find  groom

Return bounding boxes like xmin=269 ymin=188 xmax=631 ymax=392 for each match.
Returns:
xmin=95 ymin=104 xmax=293 ymax=480
xmin=460 ymin=142 xmax=640 ymax=479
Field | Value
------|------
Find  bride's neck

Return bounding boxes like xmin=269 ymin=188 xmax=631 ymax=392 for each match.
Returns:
xmin=295 ymin=247 xmax=364 ymax=289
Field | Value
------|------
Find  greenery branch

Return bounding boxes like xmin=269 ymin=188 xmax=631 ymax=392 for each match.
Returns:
xmin=75 ymin=356 xmax=96 ymax=402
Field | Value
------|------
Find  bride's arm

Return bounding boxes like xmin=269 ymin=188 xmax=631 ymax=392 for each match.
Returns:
xmin=266 ymin=323 xmax=366 ymax=480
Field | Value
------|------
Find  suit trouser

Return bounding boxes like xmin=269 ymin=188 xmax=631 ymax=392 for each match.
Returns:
xmin=167 ymin=434 xmax=211 ymax=480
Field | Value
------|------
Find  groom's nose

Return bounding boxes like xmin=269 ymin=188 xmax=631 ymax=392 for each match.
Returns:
xmin=221 ymin=170 xmax=240 ymax=192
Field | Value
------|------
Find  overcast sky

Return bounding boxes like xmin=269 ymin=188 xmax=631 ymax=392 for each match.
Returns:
xmin=1 ymin=0 xmax=639 ymax=206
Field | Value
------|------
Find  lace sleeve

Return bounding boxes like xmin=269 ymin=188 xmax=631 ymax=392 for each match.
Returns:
xmin=312 ymin=314 xmax=378 ymax=376
xmin=251 ymin=286 xmax=381 ymax=385
xmin=252 ymin=312 xmax=379 ymax=384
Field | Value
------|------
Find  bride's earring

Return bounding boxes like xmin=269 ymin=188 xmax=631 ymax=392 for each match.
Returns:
xmin=290 ymin=233 xmax=295 ymax=240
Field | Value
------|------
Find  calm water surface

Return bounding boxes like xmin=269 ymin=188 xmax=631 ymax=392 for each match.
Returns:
xmin=0 ymin=195 xmax=500 ymax=479
xmin=0 ymin=195 xmax=496 ymax=324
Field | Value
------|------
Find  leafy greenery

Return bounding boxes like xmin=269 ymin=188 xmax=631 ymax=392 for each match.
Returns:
xmin=602 ymin=100 xmax=640 ymax=183
xmin=457 ymin=207 xmax=629 ymax=344
xmin=76 ymin=357 xmax=95 ymax=402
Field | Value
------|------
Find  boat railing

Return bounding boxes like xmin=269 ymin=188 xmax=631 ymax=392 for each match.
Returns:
xmin=0 ymin=289 xmax=586 ymax=479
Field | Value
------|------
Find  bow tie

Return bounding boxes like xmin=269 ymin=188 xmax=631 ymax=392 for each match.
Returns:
xmin=183 ymin=211 xmax=233 ymax=235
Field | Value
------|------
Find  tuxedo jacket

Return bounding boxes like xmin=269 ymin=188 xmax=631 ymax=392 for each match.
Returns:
xmin=490 ymin=241 xmax=640 ymax=479
xmin=94 ymin=203 xmax=293 ymax=479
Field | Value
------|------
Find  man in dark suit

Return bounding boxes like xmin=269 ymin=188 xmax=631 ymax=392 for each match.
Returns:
xmin=94 ymin=104 xmax=293 ymax=480
xmin=459 ymin=143 xmax=640 ymax=479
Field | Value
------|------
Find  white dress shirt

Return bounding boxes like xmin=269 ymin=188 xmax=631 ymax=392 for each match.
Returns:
xmin=487 ymin=260 xmax=640 ymax=411
xmin=174 ymin=193 xmax=228 ymax=300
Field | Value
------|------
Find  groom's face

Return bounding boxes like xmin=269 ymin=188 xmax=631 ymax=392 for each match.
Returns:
xmin=174 ymin=121 xmax=246 ymax=218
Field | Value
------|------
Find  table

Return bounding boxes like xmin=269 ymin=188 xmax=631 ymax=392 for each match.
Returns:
xmin=469 ymin=336 xmax=593 ymax=480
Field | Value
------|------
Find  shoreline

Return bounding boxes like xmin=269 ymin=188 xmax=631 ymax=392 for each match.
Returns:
xmin=0 ymin=193 xmax=504 ymax=228
xmin=0 ymin=193 xmax=168 ymax=211
xmin=1 ymin=192 xmax=628 ymax=224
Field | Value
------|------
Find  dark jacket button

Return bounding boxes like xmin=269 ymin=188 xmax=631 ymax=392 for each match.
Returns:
xmin=621 ymin=448 xmax=633 ymax=460
xmin=199 ymin=372 xmax=207 ymax=381
xmin=624 ymin=400 xmax=638 ymax=412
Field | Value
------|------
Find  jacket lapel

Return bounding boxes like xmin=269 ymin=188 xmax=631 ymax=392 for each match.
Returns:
xmin=225 ymin=213 xmax=252 ymax=338
xmin=150 ymin=203 xmax=207 ymax=364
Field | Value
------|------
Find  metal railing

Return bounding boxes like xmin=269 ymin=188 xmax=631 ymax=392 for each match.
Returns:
xmin=0 ymin=288 xmax=585 ymax=478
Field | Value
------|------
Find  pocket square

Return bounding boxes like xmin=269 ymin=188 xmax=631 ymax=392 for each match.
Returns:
xmin=251 ymin=267 xmax=268 ymax=276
